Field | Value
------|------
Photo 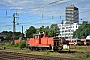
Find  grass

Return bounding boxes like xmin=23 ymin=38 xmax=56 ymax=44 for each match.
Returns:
xmin=0 ymin=42 xmax=90 ymax=60
xmin=0 ymin=47 xmax=77 ymax=58
xmin=75 ymin=52 xmax=90 ymax=60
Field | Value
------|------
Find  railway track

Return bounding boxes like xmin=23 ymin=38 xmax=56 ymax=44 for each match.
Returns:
xmin=0 ymin=52 xmax=79 ymax=60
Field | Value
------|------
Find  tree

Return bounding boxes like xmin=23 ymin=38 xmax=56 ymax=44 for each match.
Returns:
xmin=47 ymin=29 xmax=53 ymax=37
xmin=50 ymin=24 xmax=60 ymax=37
xmin=45 ymin=26 xmax=50 ymax=36
xmin=26 ymin=26 xmax=36 ymax=38
xmin=45 ymin=24 xmax=60 ymax=37
xmin=0 ymin=37 xmax=4 ymax=41
xmin=73 ymin=21 xmax=90 ymax=39
xmin=37 ymin=24 xmax=60 ymax=37
xmin=39 ymin=26 xmax=45 ymax=33
xmin=1 ymin=31 xmax=22 ymax=41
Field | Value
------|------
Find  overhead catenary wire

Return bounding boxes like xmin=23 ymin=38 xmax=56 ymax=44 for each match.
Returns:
xmin=0 ymin=0 xmax=90 ymax=32
xmin=0 ymin=0 xmax=76 ymax=18
xmin=0 ymin=0 xmax=89 ymax=13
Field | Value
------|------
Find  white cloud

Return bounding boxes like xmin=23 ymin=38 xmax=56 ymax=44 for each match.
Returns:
xmin=0 ymin=0 xmax=72 ymax=16
xmin=0 ymin=0 xmax=90 ymax=21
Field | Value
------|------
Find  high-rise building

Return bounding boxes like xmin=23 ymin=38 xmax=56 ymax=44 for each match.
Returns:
xmin=58 ymin=5 xmax=80 ymax=39
xmin=66 ymin=5 xmax=79 ymax=24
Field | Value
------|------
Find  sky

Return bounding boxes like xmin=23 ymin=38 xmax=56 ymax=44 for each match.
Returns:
xmin=0 ymin=0 xmax=90 ymax=33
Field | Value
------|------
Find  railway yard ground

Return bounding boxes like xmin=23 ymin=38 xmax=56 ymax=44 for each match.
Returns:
xmin=0 ymin=42 xmax=90 ymax=60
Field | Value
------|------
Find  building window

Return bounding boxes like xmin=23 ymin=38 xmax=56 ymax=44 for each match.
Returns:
xmin=76 ymin=26 xmax=77 ymax=28
xmin=62 ymin=27 xmax=64 ymax=29
xmin=59 ymin=25 xmax=61 ymax=27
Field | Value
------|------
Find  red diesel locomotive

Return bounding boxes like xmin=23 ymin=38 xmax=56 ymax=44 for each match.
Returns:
xmin=14 ymin=33 xmax=66 ymax=51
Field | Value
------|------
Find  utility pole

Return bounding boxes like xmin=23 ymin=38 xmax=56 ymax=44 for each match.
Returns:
xmin=22 ymin=26 xmax=23 ymax=40
xmin=12 ymin=13 xmax=19 ymax=45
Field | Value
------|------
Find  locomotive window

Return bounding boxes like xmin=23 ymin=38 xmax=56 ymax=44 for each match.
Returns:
xmin=54 ymin=41 xmax=56 ymax=46
xmin=77 ymin=40 xmax=81 ymax=42
xmin=34 ymin=35 xmax=38 ymax=38
xmin=86 ymin=40 xmax=89 ymax=42
xmin=41 ymin=34 xmax=43 ymax=38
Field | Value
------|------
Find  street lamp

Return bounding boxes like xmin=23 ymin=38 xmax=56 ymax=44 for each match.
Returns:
xmin=17 ymin=23 xmax=24 ymax=40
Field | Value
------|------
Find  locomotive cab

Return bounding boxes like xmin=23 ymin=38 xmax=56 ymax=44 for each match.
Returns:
xmin=33 ymin=33 xmax=46 ymax=44
xmin=53 ymin=37 xmax=64 ymax=51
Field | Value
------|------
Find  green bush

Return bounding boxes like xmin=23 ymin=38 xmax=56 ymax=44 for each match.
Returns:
xmin=14 ymin=43 xmax=19 ymax=47
xmin=19 ymin=40 xmax=26 ymax=49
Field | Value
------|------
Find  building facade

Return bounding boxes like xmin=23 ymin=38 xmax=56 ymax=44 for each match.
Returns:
xmin=66 ymin=5 xmax=79 ymax=24
xmin=58 ymin=21 xmax=79 ymax=39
